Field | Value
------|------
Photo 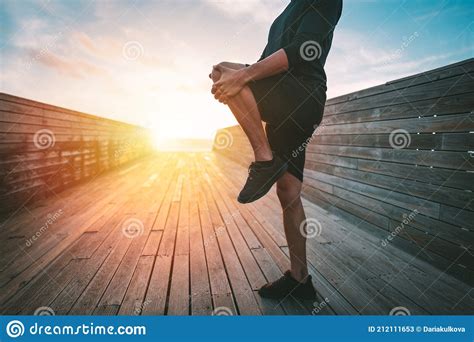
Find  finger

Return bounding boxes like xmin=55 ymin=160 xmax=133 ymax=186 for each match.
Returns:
xmin=219 ymin=94 xmax=228 ymax=104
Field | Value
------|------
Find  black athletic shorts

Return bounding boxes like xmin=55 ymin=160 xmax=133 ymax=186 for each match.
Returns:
xmin=247 ymin=72 xmax=326 ymax=182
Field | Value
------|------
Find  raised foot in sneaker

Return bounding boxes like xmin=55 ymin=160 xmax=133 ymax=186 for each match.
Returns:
xmin=237 ymin=156 xmax=287 ymax=204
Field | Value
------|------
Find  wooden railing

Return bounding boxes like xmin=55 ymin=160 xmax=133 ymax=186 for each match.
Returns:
xmin=213 ymin=58 xmax=474 ymax=285
xmin=0 ymin=93 xmax=153 ymax=215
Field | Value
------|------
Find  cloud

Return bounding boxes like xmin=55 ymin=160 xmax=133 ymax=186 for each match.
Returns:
xmin=25 ymin=47 xmax=109 ymax=79
xmin=204 ymin=0 xmax=287 ymax=23
xmin=324 ymin=28 xmax=458 ymax=97
xmin=2 ymin=0 xmax=472 ymax=139
xmin=74 ymin=32 xmax=101 ymax=55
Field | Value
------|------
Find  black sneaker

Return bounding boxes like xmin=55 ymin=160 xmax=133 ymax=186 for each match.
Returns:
xmin=258 ymin=270 xmax=317 ymax=300
xmin=237 ymin=156 xmax=287 ymax=204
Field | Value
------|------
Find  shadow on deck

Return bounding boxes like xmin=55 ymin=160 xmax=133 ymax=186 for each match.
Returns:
xmin=0 ymin=152 xmax=472 ymax=315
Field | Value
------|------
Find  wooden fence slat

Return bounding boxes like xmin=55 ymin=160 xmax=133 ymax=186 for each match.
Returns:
xmin=0 ymin=93 xmax=152 ymax=216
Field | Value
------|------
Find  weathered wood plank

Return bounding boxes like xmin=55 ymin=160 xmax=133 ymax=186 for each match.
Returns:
xmin=0 ymin=93 xmax=152 ymax=216
xmin=325 ymin=59 xmax=474 ymax=106
xmin=325 ymin=71 xmax=474 ymax=115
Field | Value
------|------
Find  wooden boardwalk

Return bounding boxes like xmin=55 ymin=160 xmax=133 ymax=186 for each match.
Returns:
xmin=0 ymin=152 xmax=472 ymax=315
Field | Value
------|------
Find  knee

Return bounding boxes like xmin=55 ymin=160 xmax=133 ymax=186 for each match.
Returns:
xmin=210 ymin=68 xmax=221 ymax=83
xmin=222 ymin=85 xmax=252 ymax=107
xmin=277 ymin=183 xmax=302 ymax=210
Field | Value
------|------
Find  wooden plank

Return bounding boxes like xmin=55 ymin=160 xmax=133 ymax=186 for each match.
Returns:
xmin=0 ymin=110 xmax=140 ymax=134
xmin=325 ymin=59 xmax=474 ymax=106
xmin=204 ymin=160 xmax=305 ymax=314
xmin=94 ymin=213 xmax=156 ymax=314
xmin=325 ymin=71 xmax=474 ymax=115
xmin=0 ymin=167 xmax=145 ymax=283
xmin=309 ymin=162 xmax=474 ymax=211
xmin=302 ymin=186 xmax=473 ymax=276
xmin=318 ymin=113 xmax=474 ymax=135
xmin=440 ymin=204 xmax=474 ymax=230
xmin=0 ymin=93 xmax=140 ymax=128
xmin=357 ymin=159 xmax=473 ymax=191
xmin=195 ymin=166 xmax=237 ymax=315
xmin=323 ymin=93 xmax=474 ymax=125
xmin=0 ymin=93 xmax=152 ymax=216
xmin=118 ymin=256 xmax=155 ymax=315
xmin=306 ymin=146 xmax=471 ymax=171
xmin=201 ymin=171 xmax=261 ymax=315
xmin=62 ymin=165 xmax=164 ymax=314
xmin=68 ymin=236 xmax=133 ymax=315
xmin=142 ymin=170 xmax=182 ymax=315
xmin=188 ymin=159 xmax=213 ymax=315
xmin=203 ymin=172 xmax=267 ymax=291
xmin=0 ymin=157 xmax=156 ymax=306
xmin=305 ymin=169 xmax=440 ymax=219
xmin=168 ymin=170 xmax=191 ymax=315
xmin=302 ymin=203 xmax=465 ymax=314
xmin=312 ymin=132 xmax=473 ymax=152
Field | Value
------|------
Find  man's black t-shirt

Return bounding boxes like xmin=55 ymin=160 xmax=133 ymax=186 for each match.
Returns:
xmin=258 ymin=0 xmax=343 ymax=85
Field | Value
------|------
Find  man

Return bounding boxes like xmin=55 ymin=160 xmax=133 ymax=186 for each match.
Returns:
xmin=210 ymin=0 xmax=342 ymax=300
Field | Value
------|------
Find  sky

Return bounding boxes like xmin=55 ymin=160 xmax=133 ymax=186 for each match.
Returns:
xmin=0 ymin=0 xmax=473 ymax=143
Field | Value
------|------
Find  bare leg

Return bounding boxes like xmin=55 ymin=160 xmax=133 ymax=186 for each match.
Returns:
xmin=226 ymin=88 xmax=273 ymax=161
xmin=211 ymin=67 xmax=272 ymax=161
xmin=276 ymin=172 xmax=308 ymax=282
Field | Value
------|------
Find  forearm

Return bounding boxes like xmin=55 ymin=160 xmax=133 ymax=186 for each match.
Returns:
xmin=211 ymin=61 xmax=247 ymax=82
xmin=219 ymin=61 xmax=247 ymax=70
xmin=242 ymin=49 xmax=289 ymax=83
